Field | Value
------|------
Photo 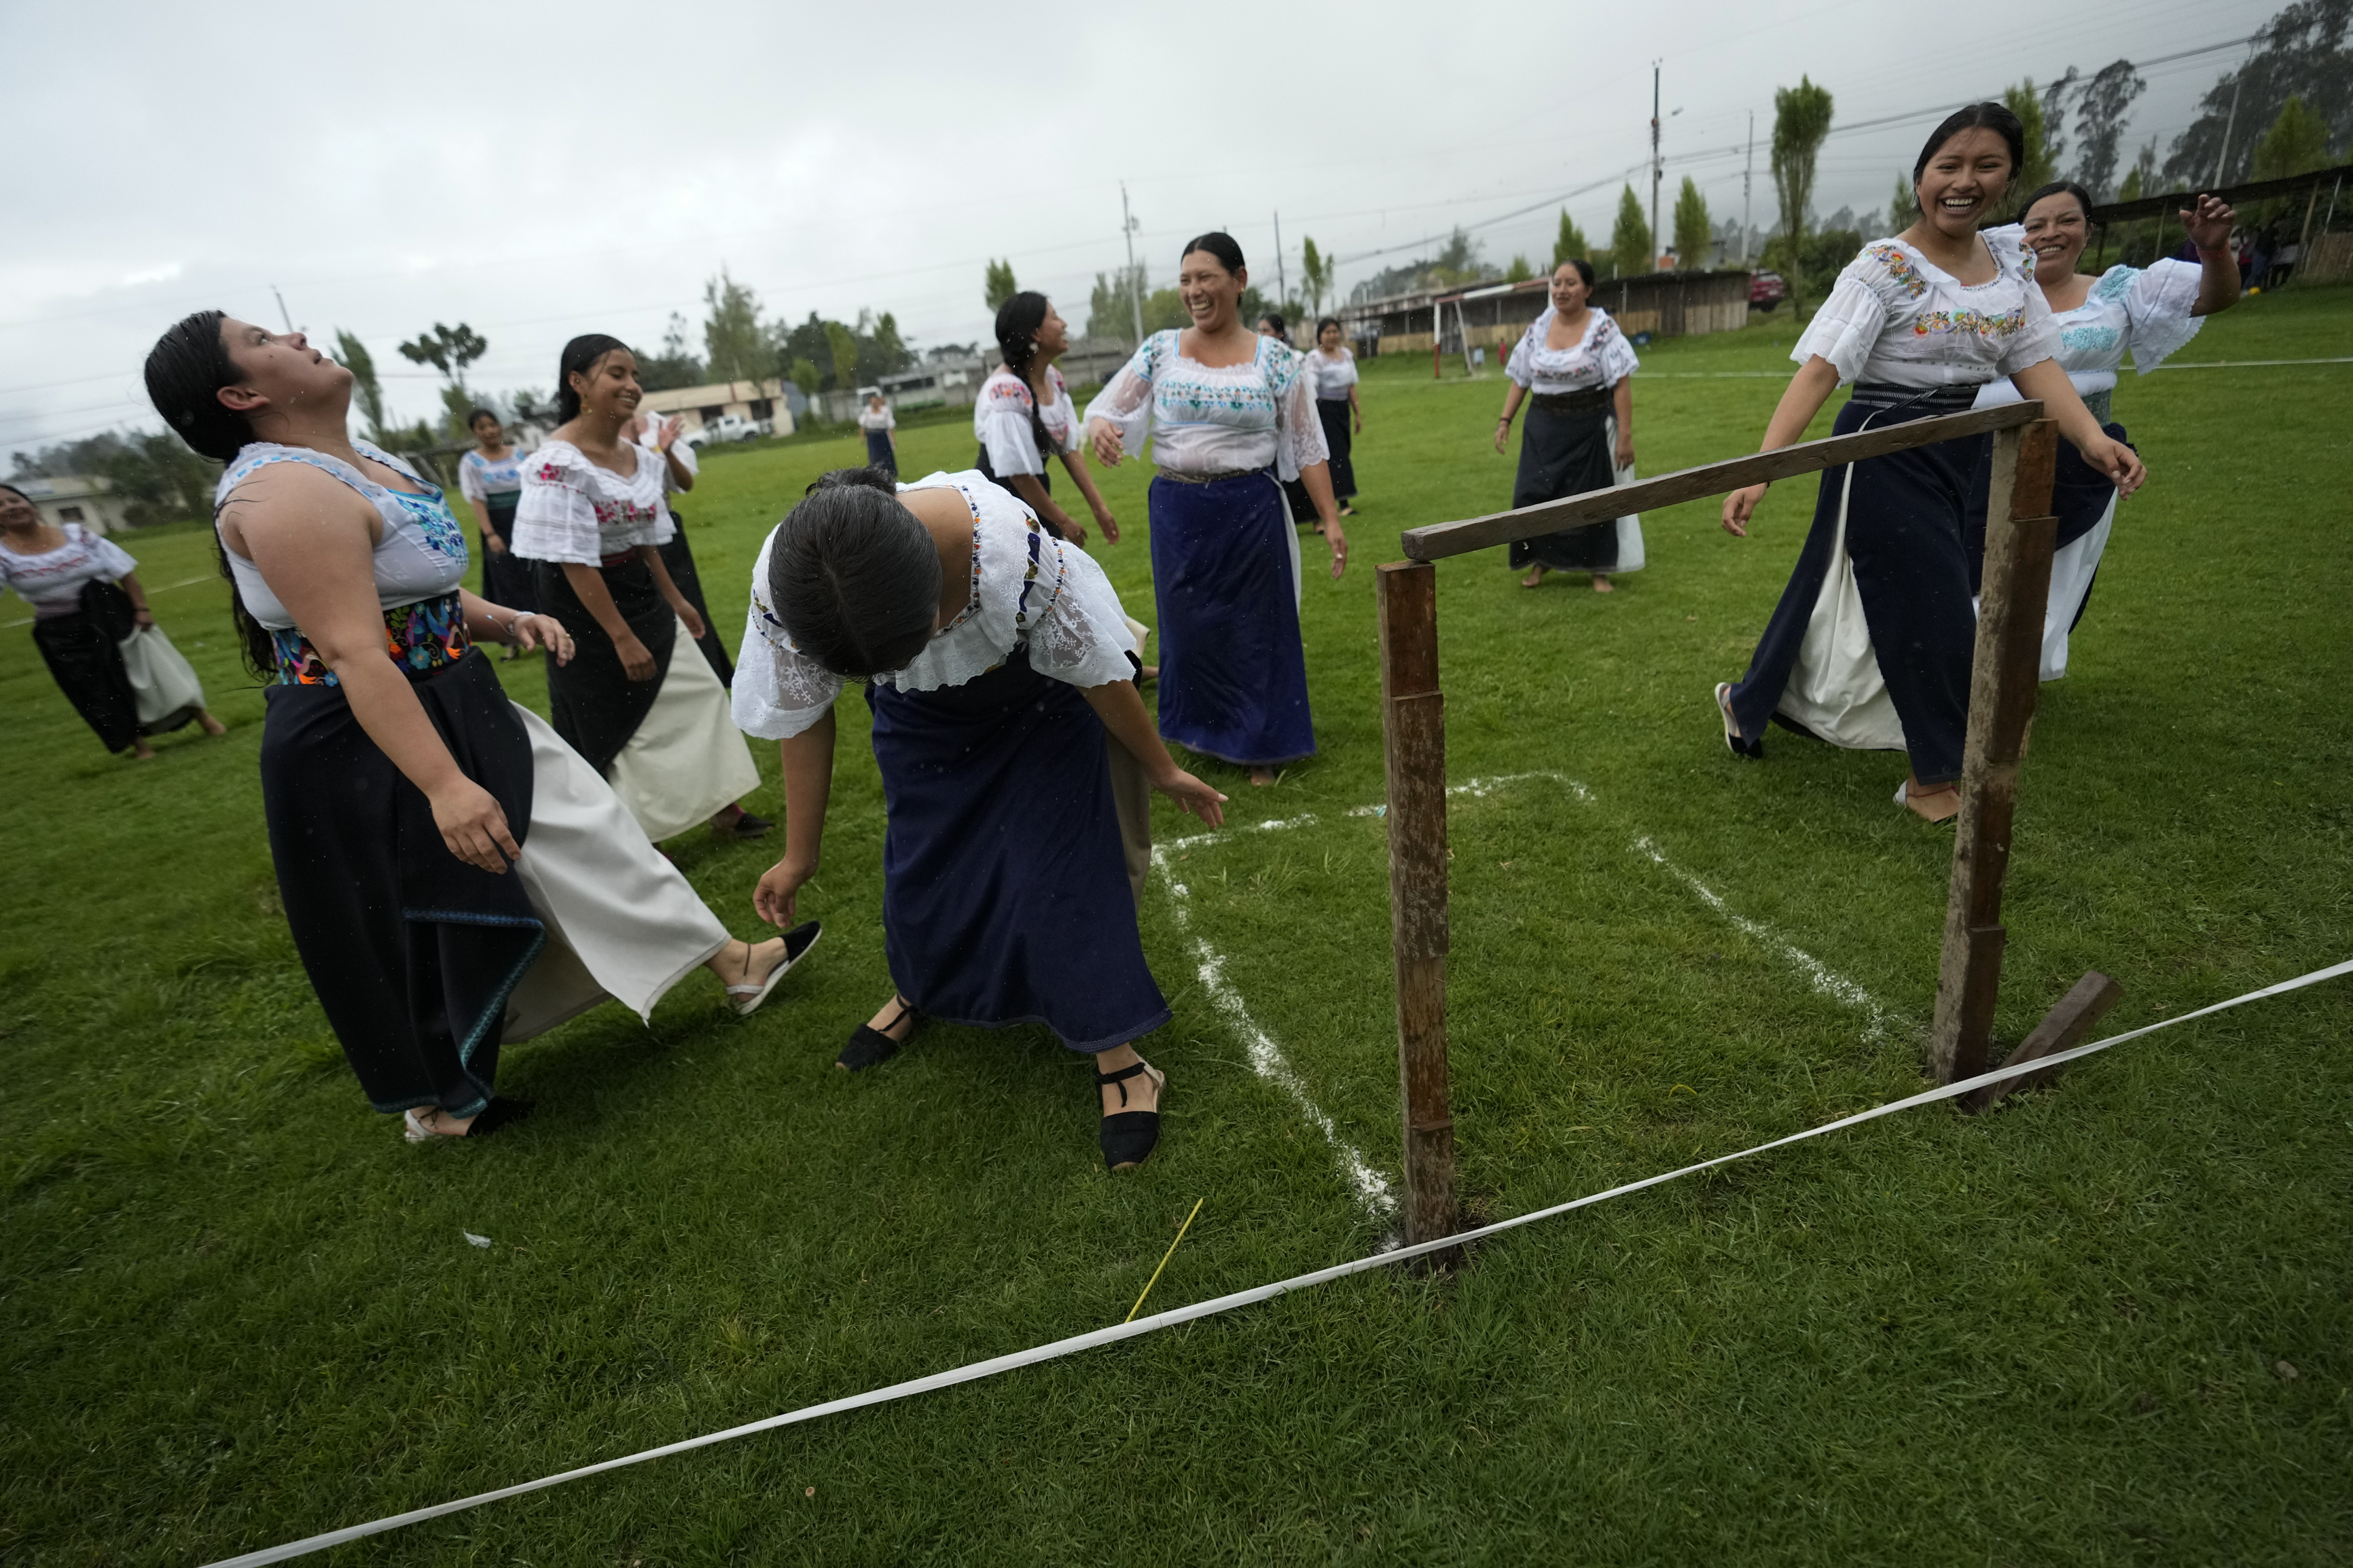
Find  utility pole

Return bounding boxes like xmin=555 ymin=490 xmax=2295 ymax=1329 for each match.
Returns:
xmin=1742 ymin=112 xmax=1755 ymax=265
xmin=1649 ymin=63 xmax=1664 ymax=272
xmin=1121 ymin=182 xmax=1144 ymax=349
xmin=1274 ymin=211 xmax=1288 ymax=314
xmin=2212 ymin=65 xmax=2245 ymax=188
xmin=271 ymin=285 xmax=294 ymax=333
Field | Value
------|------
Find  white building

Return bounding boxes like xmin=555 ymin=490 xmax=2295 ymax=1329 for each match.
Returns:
xmin=637 ymin=378 xmax=796 ymax=437
xmin=12 ymin=475 xmax=129 ymax=534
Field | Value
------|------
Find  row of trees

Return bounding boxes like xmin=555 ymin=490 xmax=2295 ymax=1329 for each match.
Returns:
xmin=670 ymin=268 xmax=913 ymax=407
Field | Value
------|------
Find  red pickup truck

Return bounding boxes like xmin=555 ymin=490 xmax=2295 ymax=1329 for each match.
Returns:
xmin=1748 ymin=270 xmax=1787 ymax=310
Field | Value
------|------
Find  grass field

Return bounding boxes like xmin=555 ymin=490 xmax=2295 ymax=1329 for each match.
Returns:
xmin=4 ymin=289 xmax=2350 ymax=1565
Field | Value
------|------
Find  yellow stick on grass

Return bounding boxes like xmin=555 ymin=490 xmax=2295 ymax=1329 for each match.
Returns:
xmin=1125 ymin=1199 xmax=1204 ymax=1323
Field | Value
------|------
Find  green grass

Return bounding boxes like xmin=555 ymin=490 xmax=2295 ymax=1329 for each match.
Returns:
xmin=4 ymin=290 xmax=2350 ymax=1565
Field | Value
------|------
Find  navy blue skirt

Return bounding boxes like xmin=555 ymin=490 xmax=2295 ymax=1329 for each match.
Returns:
xmin=866 ymin=646 xmax=1169 ymax=1053
xmin=1726 ymin=390 xmax=1986 ymax=785
xmin=1149 ymin=471 xmax=1316 ymax=767
xmin=1961 ymin=418 xmax=2132 ymax=597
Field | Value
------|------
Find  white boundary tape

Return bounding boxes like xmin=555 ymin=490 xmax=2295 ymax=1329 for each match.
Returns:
xmin=205 ymin=958 xmax=2353 ymax=1566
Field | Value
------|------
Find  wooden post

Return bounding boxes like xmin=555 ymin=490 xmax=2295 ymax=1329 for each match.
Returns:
xmin=1929 ymin=420 xmax=2060 ymax=1082
xmin=1376 ymin=562 xmax=1457 ymax=1250
xmin=1960 ymin=970 xmax=2124 ymax=1113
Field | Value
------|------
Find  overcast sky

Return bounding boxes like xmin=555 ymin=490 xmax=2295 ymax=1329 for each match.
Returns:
xmin=1 ymin=0 xmax=2251 ymax=457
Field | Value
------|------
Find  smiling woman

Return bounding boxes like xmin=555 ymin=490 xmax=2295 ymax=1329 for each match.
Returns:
xmin=1712 ymin=102 xmax=2144 ymax=825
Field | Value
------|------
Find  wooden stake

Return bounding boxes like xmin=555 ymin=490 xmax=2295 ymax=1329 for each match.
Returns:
xmin=1929 ymin=419 xmax=2059 ymax=1082
xmin=1960 ymin=971 xmax=2124 ymax=1114
xmin=1377 ymin=562 xmax=1457 ymax=1251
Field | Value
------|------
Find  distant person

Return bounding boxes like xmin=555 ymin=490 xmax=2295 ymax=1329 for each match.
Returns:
xmin=735 ymin=469 xmax=1225 ymax=1169
xmin=1305 ymin=316 xmax=1363 ymax=517
xmin=1966 ymin=184 xmax=2240 ymax=680
xmin=456 ymin=407 xmax=535 ymax=657
xmin=0 ymin=482 xmax=227 ymax=758
xmin=627 ymin=407 xmax=735 ymax=687
xmin=1714 ymin=103 xmax=2142 ymax=823
xmin=973 ymin=293 xmax=1122 ymax=547
xmin=1492 ymin=259 xmax=1642 ymax=592
xmin=1087 ymin=233 xmax=1346 ymax=787
xmin=858 ymin=390 xmax=898 ymax=475
xmin=1256 ymin=310 xmax=1318 ymax=528
xmin=512 ymin=333 xmax=770 ymax=844
xmin=143 ymin=311 xmax=814 ymax=1142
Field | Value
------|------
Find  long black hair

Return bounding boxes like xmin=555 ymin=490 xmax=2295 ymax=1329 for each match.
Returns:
xmin=554 ymin=333 xmax=631 ymax=422
xmin=992 ymin=291 xmax=1064 ymax=526
xmin=1181 ymin=231 xmax=1246 ymax=274
xmin=0 ymin=481 xmax=31 ymax=505
xmin=1912 ymin=103 xmax=2026 ymax=187
xmin=2020 ymin=179 xmax=2096 ymax=225
xmin=145 ymin=308 xmax=276 ymax=677
xmin=1257 ymin=310 xmax=1289 ymax=343
xmin=766 ymin=467 xmax=942 ymax=678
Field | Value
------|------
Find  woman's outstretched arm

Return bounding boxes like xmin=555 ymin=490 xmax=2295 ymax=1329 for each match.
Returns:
xmin=755 ymin=709 xmax=837 ymax=927
xmin=1719 ymin=356 xmax=1843 ymax=535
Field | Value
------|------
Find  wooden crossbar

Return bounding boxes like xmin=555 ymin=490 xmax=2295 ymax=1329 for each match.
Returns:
xmin=1400 ymin=401 xmax=2044 ymax=562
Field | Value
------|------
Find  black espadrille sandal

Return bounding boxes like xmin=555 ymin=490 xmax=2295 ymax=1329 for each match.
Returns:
xmin=836 ymin=999 xmax=916 ymax=1072
xmin=1096 ymin=1059 xmax=1166 ymax=1172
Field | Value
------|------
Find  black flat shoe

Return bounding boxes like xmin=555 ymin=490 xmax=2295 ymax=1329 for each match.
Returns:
xmin=715 ymin=810 xmax=774 ymax=840
xmin=837 ymin=1000 xmax=915 ymax=1071
xmin=1715 ymin=682 xmax=1764 ymax=761
xmin=1096 ymin=1059 xmax=1166 ymax=1171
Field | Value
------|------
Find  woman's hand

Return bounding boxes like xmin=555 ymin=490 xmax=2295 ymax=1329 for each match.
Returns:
xmin=1087 ymin=418 xmax=1125 ymax=467
xmin=484 ymin=532 xmax=509 ymax=555
xmin=132 ymin=605 xmax=156 ymax=630
xmin=2182 ymin=194 xmax=2236 ymax=253
xmin=430 ymin=777 xmax=522 ymax=874
xmin=1721 ymin=482 xmax=1768 ymax=536
xmin=754 ymin=854 xmax=816 ymax=927
xmin=1492 ymin=418 xmax=1511 ymax=456
xmin=655 ymin=415 xmax=685 ymax=450
xmin=1615 ymin=431 xmax=1635 ymax=470
xmin=1323 ymin=515 xmax=1349 ymax=580
xmin=615 ymin=632 xmax=658 ymax=681
xmin=1151 ymin=765 xmax=1227 ymax=829
xmin=1092 ymin=503 xmax=1121 ymax=545
xmin=514 ymin=613 xmax=575 ymax=665
xmin=1353 ymin=409 xmax=1364 ymax=435
xmin=677 ymin=603 xmax=708 ymax=642
xmin=2078 ymin=432 xmax=2148 ymax=497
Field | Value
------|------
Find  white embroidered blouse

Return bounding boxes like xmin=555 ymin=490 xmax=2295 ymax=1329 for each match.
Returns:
xmin=0 ymin=524 xmax=137 ymax=618
xmin=731 ymin=470 xmax=1139 ymax=742
xmin=456 ymin=445 xmax=528 ymax=505
xmin=974 ymin=365 xmax=1079 ymax=477
xmin=1796 ymin=232 xmax=2061 ymax=387
xmin=1970 ymin=230 xmax=2204 ymax=410
xmin=509 ymin=439 xmax=676 ymax=564
xmin=213 ymin=441 xmax=471 ymax=628
xmin=1305 ymin=346 xmax=1359 ymax=401
xmin=1083 ymin=331 xmax=1331 ymax=480
xmin=1505 ymin=307 xmax=1640 ymax=395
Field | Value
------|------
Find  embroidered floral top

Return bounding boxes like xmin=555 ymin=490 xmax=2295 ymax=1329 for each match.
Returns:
xmin=1304 ymin=346 xmax=1359 ymax=401
xmin=1505 ymin=307 xmax=1640 ymax=395
xmin=1083 ymin=330 xmax=1331 ymax=480
xmin=1970 ymin=230 xmax=2204 ymax=411
xmin=1796 ymin=232 xmax=2060 ymax=387
xmin=731 ymin=470 xmax=1138 ymax=741
xmin=509 ymin=439 xmax=676 ymax=564
xmin=212 ymin=441 xmax=473 ymax=685
xmin=215 ymin=441 xmax=470 ymax=628
xmin=973 ymin=365 xmax=1079 ymax=477
xmin=0 ymin=524 xmax=137 ymax=619
xmin=456 ymin=445 xmax=530 ymax=507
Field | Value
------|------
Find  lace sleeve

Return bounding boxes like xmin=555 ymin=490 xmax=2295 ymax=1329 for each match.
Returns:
xmin=90 ymin=534 xmax=139 ymax=580
xmin=1598 ymin=319 xmax=1640 ymax=383
xmin=509 ymin=451 xmax=603 ymax=564
xmin=1793 ymin=263 xmax=1892 ymax=384
xmin=2123 ymin=259 xmax=2205 ymax=373
xmin=977 ymin=379 xmax=1045 ymax=475
xmin=1505 ymin=322 xmax=1536 ymax=388
xmin=1025 ymin=535 xmax=1140 ymax=689
xmin=1082 ymin=335 xmax=1161 ymax=456
xmin=1274 ymin=355 xmax=1331 ymax=482
xmin=457 ymin=454 xmax=486 ymax=503
xmin=730 ymin=527 xmax=846 ymax=740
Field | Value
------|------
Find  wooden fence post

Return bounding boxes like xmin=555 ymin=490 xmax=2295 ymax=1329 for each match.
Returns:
xmin=1929 ymin=419 xmax=2060 ymax=1082
xmin=1377 ymin=562 xmax=1457 ymax=1248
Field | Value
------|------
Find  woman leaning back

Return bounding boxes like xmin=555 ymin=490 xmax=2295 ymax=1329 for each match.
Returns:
xmin=146 ymin=312 xmax=814 ymax=1143
xmin=736 ymin=467 xmax=1226 ymax=1170
xmin=1086 ymin=233 xmax=1348 ymax=787
xmin=1714 ymin=103 xmax=2144 ymax=823
xmin=0 ymin=482 xmax=228 ymax=756
xmin=1492 ymin=259 xmax=1641 ymax=592
xmin=1964 ymin=182 xmax=2238 ymax=680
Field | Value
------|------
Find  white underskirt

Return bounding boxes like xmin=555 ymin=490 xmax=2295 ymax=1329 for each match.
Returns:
xmin=2039 ymin=497 xmax=2115 ymax=681
xmin=1774 ymin=464 xmax=1907 ymax=751
xmin=604 ymin=616 xmax=762 ymax=841
xmin=504 ymin=702 xmax=732 ymax=1042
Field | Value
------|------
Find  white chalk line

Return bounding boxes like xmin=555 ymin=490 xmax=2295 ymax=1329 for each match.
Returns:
xmin=205 ymin=955 xmax=2353 ymax=1567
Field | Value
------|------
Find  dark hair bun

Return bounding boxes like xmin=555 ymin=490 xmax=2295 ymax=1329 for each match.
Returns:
xmin=768 ymin=469 xmax=941 ymax=678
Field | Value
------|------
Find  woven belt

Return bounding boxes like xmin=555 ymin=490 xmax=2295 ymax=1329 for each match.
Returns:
xmin=600 ymin=549 xmax=640 ymax=568
xmin=1530 ymin=387 xmax=1612 ymax=414
xmin=1157 ymin=468 xmax=1266 ymax=486
xmin=1847 ymin=381 xmax=1981 ymax=413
